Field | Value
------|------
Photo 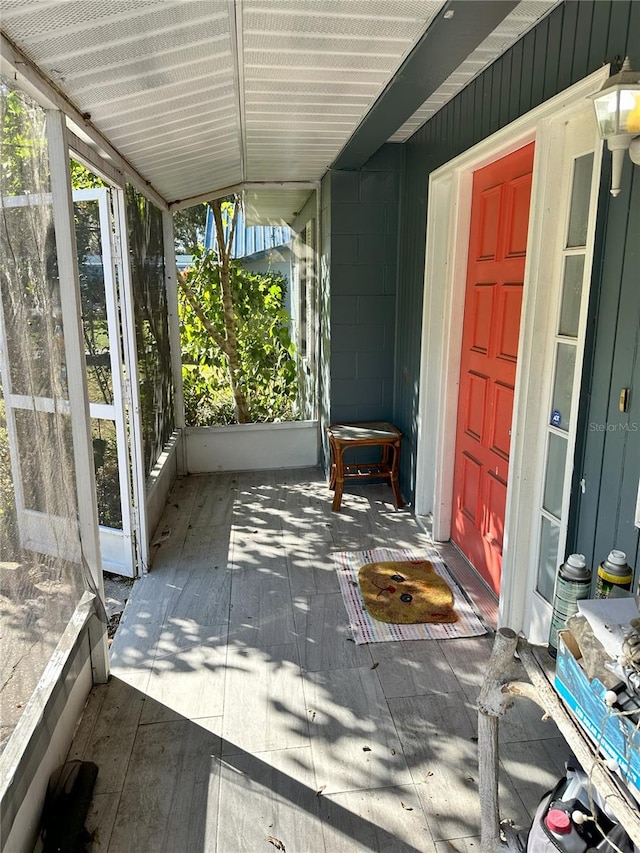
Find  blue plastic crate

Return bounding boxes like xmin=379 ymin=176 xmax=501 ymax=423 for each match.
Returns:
xmin=555 ymin=630 xmax=640 ymax=801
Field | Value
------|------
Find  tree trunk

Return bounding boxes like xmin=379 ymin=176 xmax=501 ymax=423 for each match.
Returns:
xmin=210 ymin=198 xmax=251 ymax=423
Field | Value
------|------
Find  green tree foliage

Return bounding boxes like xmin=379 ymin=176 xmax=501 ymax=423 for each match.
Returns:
xmin=0 ymin=85 xmax=47 ymax=547
xmin=1 ymin=87 xmax=47 ymax=194
xmin=0 ymin=395 xmax=17 ymax=547
xmin=70 ymin=159 xmax=106 ymax=191
xmin=173 ymin=202 xmax=207 ymax=254
xmin=179 ymin=243 xmax=297 ymax=425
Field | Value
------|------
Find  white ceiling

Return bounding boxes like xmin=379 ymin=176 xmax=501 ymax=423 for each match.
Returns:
xmin=0 ymin=0 xmax=559 ymax=217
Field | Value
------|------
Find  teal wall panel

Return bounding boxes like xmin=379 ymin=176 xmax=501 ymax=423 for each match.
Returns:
xmin=574 ymin=164 xmax=640 ymax=580
xmin=393 ymin=1 xmax=639 ymax=574
xmin=328 ymin=144 xmax=402 ymax=426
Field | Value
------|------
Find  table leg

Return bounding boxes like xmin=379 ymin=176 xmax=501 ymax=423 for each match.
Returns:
xmin=390 ymin=442 xmax=404 ymax=509
xmin=328 ymin=439 xmax=337 ymax=490
xmin=332 ymin=443 xmax=345 ymax=512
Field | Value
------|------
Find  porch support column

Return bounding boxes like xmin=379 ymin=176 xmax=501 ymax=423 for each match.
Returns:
xmin=162 ymin=209 xmax=187 ymax=475
xmin=46 ymin=109 xmax=109 ymax=683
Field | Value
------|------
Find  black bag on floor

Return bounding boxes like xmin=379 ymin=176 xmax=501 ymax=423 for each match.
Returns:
xmin=40 ymin=760 xmax=99 ymax=853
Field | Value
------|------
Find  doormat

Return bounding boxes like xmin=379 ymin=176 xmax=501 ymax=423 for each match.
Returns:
xmin=334 ymin=547 xmax=488 ymax=644
xmin=359 ymin=559 xmax=458 ymax=624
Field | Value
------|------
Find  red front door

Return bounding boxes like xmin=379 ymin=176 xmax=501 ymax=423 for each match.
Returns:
xmin=451 ymin=143 xmax=534 ymax=594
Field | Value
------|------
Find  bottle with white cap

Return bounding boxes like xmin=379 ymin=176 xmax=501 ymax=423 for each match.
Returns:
xmin=595 ymin=550 xmax=633 ymax=599
xmin=548 ymin=554 xmax=592 ymax=658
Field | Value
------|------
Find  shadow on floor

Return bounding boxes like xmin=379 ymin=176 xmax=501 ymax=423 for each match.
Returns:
xmin=76 ymin=677 xmax=432 ymax=853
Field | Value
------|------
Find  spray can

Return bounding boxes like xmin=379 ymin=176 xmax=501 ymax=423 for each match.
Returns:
xmin=548 ymin=554 xmax=592 ymax=659
xmin=595 ymin=550 xmax=632 ymax=599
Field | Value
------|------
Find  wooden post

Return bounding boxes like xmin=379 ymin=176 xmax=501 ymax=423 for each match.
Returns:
xmin=477 ymin=627 xmax=519 ymax=853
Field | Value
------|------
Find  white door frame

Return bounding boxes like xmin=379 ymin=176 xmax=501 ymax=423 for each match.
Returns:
xmin=0 ymin=187 xmax=142 ymax=576
xmin=415 ymin=66 xmax=608 ymax=635
xmin=75 ymin=187 xmax=138 ymax=576
xmin=112 ymin=188 xmax=150 ymax=575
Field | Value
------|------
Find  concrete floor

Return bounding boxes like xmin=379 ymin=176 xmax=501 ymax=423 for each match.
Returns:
xmin=68 ymin=468 xmax=567 ymax=852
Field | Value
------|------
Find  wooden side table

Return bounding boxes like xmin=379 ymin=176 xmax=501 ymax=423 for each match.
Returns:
xmin=327 ymin=421 xmax=404 ymax=512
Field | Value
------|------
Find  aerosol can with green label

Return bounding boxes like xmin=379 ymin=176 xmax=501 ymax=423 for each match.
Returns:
xmin=548 ymin=554 xmax=592 ymax=659
xmin=595 ymin=550 xmax=633 ymax=598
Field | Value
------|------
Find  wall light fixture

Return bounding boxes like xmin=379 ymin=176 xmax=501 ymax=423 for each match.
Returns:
xmin=589 ymin=57 xmax=640 ymax=197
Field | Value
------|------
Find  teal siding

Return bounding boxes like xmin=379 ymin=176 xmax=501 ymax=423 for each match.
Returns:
xmin=573 ymin=165 xmax=640 ymax=578
xmin=328 ymin=144 xmax=402 ymax=426
xmin=393 ymin=0 xmax=639 ymax=587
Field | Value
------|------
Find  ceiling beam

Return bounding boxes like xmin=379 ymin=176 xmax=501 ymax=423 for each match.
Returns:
xmin=168 ymin=180 xmax=320 ymax=211
xmin=331 ymin=0 xmax=520 ymax=171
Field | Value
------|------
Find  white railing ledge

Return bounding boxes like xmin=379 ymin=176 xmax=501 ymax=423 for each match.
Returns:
xmin=0 ymin=591 xmax=96 ymax=797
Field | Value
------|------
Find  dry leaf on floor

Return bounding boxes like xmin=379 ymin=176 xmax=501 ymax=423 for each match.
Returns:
xmin=316 ymin=785 xmax=326 ymax=797
xmin=370 ymin=662 xmax=379 ymax=669
xmin=151 ymin=527 xmax=171 ymax=546
xmin=266 ymin=836 xmax=286 ymax=851
xmin=362 ymin=746 xmax=371 ymax=752
xmin=401 ymin=801 xmax=413 ymax=811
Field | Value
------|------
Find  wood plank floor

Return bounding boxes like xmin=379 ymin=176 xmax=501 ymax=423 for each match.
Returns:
xmin=70 ymin=469 xmax=567 ymax=853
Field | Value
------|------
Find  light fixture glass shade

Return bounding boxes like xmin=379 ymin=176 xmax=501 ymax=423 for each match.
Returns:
xmin=592 ymin=86 xmax=640 ymax=138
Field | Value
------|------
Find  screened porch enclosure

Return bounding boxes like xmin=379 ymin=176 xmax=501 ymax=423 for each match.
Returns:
xmin=0 ymin=76 xmax=183 ymax=825
xmin=0 ymin=79 xmax=98 ymax=759
xmin=0 ymin=61 xmax=323 ymax=843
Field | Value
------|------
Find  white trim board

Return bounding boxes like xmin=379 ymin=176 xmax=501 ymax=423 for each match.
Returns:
xmin=415 ymin=66 xmax=609 ymax=637
xmin=146 ymin=431 xmax=181 ymax=555
xmin=185 ymin=420 xmax=319 ymax=473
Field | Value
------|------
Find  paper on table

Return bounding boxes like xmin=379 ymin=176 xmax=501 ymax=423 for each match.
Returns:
xmin=577 ymin=597 xmax=640 ymax=659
